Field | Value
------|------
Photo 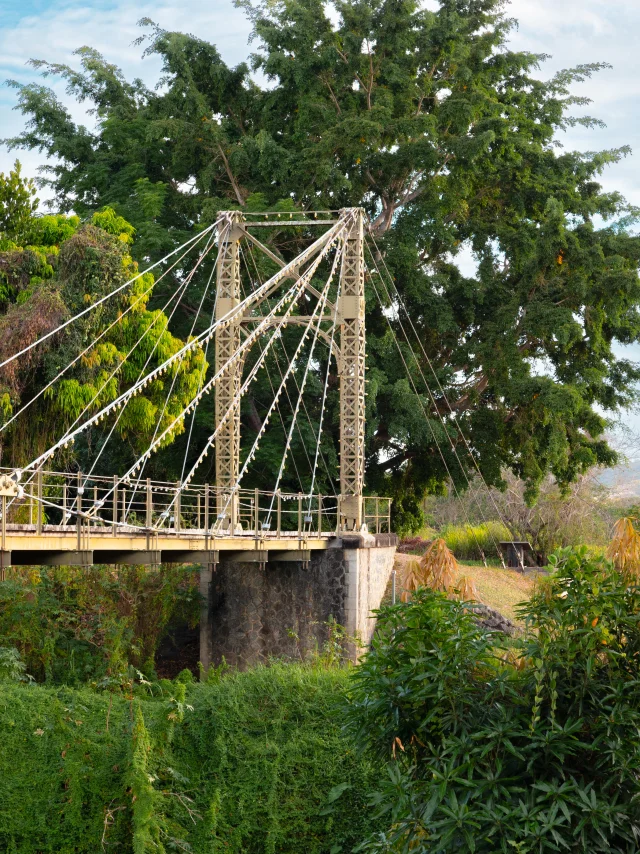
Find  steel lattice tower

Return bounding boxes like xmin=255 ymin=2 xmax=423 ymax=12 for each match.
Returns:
xmin=338 ymin=209 xmax=365 ymax=529
xmin=214 ymin=212 xmax=243 ymax=531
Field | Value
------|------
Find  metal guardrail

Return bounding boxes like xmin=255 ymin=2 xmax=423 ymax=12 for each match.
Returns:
xmin=0 ymin=467 xmax=391 ymax=541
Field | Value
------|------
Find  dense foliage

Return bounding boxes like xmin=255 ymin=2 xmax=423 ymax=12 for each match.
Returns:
xmin=348 ymin=548 xmax=640 ymax=852
xmin=0 ymin=664 xmax=383 ymax=853
xmin=0 ymin=563 xmax=199 ymax=683
xmin=3 ymin=0 xmax=639 ymax=525
xmin=0 ymin=164 xmax=208 ymax=473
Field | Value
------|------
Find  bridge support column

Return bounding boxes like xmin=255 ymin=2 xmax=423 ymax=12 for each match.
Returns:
xmin=200 ymin=534 xmax=397 ymax=670
xmin=215 ymin=212 xmax=244 ymax=532
xmin=339 ymin=208 xmax=366 ymax=531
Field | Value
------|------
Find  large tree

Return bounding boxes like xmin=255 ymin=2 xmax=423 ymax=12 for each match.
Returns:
xmin=4 ymin=0 xmax=640 ymax=529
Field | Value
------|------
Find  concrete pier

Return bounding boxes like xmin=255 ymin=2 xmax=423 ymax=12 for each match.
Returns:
xmin=199 ymin=533 xmax=397 ymax=669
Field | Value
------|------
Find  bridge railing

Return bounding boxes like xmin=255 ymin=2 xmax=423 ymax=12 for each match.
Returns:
xmin=1 ymin=467 xmax=391 ymax=537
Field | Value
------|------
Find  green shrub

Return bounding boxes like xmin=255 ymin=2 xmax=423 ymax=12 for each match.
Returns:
xmin=347 ymin=547 xmax=640 ymax=852
xmin=442 ymin=520 xmax=511 ymax=560
xmin=0 ymin=663 xmax=383 ymax=852
xmin=0 ymin=563 xmax=200 ymax=683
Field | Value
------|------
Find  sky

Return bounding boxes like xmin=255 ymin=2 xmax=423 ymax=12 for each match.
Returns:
xmin=1 ymin=0 xmax=640 ymax=449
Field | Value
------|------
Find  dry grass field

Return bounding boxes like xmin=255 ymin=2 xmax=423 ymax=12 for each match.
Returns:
xmin=393 ymin=553 xmax=539 ymax=624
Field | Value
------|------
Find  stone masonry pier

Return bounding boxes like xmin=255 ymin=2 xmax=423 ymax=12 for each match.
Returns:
xmin=199 ymin=533 xmax=398 ymax=669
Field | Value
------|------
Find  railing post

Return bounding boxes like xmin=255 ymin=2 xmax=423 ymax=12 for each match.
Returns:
xmin=254 ymin=488 xmax=259 ymax=535
xmin=93 ymin=485 xmax=98 ymax=528
xmin=175 ymin=481 xmax=181 ymax=532
xmin=197 ymin=492 xmax=201 ymax=530
xmin=277 ymin=491 xmax=281 ymax=537
xmin=297 ymin=492 xmax=302 ymax=537
xmin=1 ymin=494 xmax=6 ymax=553
xmin=146 ymin=478 xmax=152 ymax=528
xmin=63 ymin=482 xmax=67 ymax=525
xmin=112 ymin=476 xmax=118 ymax=536
xmin=317 ymin=494 xmax=322 ymax=535
xmin=204 ymin=484 xmax=210 ymax=533
xmin=36 ymin=468 xmax=43 ymax=534
xmin=376 ymin=496 xmax=380 ymax=534
xmin=121 ymin=484 xmax=126 ymax=526
xmin=76 ymin=471 xmax=82 ymax=551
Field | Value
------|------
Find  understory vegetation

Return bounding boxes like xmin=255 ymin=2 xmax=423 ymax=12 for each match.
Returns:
xmin=1 ymin=548 xmax=639 ymax=852
xmin=420 ymin=470 xmax=621 ymax=561
xmin=0 ymin=564 xmax=200 ymax=683
xmin=0 ymin=664 xmax=382 ymax=853
xmin=349 ymin=548 xmax=640 ymax=852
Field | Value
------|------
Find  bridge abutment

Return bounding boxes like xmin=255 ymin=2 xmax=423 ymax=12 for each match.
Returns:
xmin=199 ymin=534 xmax=397 ymax=670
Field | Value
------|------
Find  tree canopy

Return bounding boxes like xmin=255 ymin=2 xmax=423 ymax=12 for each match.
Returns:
xmin=0 ymin=181 xmax=207 ymax=473
xmin=3 ymin=0 xmax=640 ymax=528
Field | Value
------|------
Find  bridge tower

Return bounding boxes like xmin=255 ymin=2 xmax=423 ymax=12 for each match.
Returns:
xmin=214 ymin=212 xmax=243 ymax=532
xmin=213 ymin=209 xmax=366 ymax=532
xmin=338 ymin=208 xmax=366 ymax=530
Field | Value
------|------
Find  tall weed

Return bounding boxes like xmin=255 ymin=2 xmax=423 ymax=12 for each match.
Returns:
xmin=442 ymin=521 xmax=511 ymax=560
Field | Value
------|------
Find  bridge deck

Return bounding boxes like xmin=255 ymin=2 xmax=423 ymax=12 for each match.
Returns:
xmin=0 ymin=523 xmax=333 ymax=567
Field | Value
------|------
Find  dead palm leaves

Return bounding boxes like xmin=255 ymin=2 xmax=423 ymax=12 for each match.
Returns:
xmin=607 ymin=517 xmax=640 ymax=581
xmin=400 ymin=538 xmax=479 ymax=602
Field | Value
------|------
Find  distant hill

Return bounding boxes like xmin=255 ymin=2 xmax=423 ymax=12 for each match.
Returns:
xmin=599 ymin=457 xmax=640 ymax=501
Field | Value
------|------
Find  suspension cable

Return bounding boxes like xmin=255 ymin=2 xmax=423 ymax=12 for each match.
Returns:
xmin=307 ymin=252 xmax=342 ymax=514
xmin=265 ymin=246 xmax=340 ymax=524
xmin=365 ymin=236 xmax=507 ymax=565
xmin=4 ymin=229 xmax=219 ymax=511
xmin=367 ymin=230 xmax=513 ymax=542
xmin=243 ymin=237 xmax=339 ymax=493
xmin=87 ymin=228 xmax=220 ymax=491
xmin=20 ymin=216 xmax=349 ymax=477
xmin=238 ymin=242 xmax=307 ymax=495
xmin=0 ymin=226 xmax=216 ymax=436
xmin=0 ymin=220 xmax=222 ymax=373
xmin=123 ymin=226 xmax=224 ymax=510
xmin=365 ymin=258 xmax=490 ymax=564
xmin=100 ymin=226 xmax=346 ymax=517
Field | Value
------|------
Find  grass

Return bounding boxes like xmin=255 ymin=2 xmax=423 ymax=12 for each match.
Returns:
xmin=457 ymin=562 xmax=538 ymax=622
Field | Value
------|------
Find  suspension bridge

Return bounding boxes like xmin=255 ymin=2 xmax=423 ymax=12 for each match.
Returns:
xmin=0 ymin=208 xmax=393 ymax=572
xmin=0 ymin=205 xmax=511 ymax=663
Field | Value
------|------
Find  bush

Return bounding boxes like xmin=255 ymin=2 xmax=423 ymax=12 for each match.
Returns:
xmin=0 ymin=563 xmax=200 ymax=683
xmin=442 ymin=520 xmax=511 ymax=560
xmin=0 ymin=663 xmax=383 ymax=852
xmin=347 ymin=547 xmax=640 ymax=852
